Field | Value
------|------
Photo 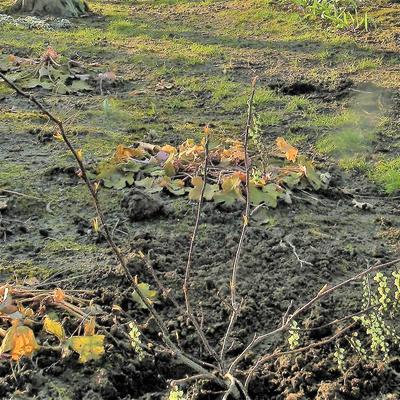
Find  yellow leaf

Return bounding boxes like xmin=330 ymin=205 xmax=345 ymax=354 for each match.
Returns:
xmin=132 ymin=283 xmax=157 ymax=309
xmin=114 ymin=145 xmax=144 ymax=163
xmin=69 ymin=335 xmax=105 ymax=363
xmin=163 ymin=159 xmax=176 ymax=177
xmin=91 ymin=217 xmax=100 ymax=233
xmin=53 ymin=288 xmax=65 ymax=303
xmin=43 ymin=316 xmax=65 ymax=341
xmin=76 ymin=149 xmax=83 ymax=162
xmin=160 ymin=144 xmax=177 ymax=154
xmin=0 ymin=323 xmax=40 ymax=361
xmin=53 ymin=131 xmax=64 ymax=142
xmin=84 ymin=317 xmax=96 ymax=337
xmin=188 ymin=176 xmax=218 ymax=201
xmin=276 ymin=137 xmax=298 ymax=162
xmin=221 ymin=175 xmax=242 ymax=194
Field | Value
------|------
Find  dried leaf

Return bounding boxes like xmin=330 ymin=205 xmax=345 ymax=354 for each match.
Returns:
xmin=76 ymin=149 xmax=83 ymax=161
xmin=160 ymin=145 xmax=177 ymax=154
xmin=114 ymin=145 xmax=145 ymax=163
xmin=84 ymin=317 xmax=96 ymax=336
xmin=42 ymin=47 xmax=59 ymax=62
xmin=276 ymin=137 xmax=298 ymax=162
xmin=43 ymin=315 xmax=65 ymax=341
xmin=54 ymin=288 xmax=65 ymax=303
xmin=0 ymin=322 xmax=40 ymax=361
xmin=68 ymin=335 xmax=105 ymax=363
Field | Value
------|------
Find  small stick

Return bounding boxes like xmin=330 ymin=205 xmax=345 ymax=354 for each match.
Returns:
xmin=0 ymin=189 xmax=42 ymax=201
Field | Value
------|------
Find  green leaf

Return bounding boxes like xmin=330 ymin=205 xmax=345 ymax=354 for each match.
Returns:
xmin=120 ymin=161 xmax=141 ymax=173
xmin=68 ymin=79 xmax=93 ymax=92
xmin=282 ymin=172 xmax=302 ymax=189
xmin=299 ymin=157 xmax=321 ymax=190
xmin=163 ymin=159 xmax=176 ymax=177
xmin=54 ymin=82 xmax=69 ymax=94
xmin=188 ymin=176 xmax=218 ymax=201
xmin=214 ymin=175 xmax=244 ymax=205
xmin=98 ymin=165 xmax=134 ymax=189
xmin=262 ymin=183 xmax=281 ymax=208
xmin=213 ymin=190 xmax=238 ymax=206
xmin=21 ymin=79 xmax=52 ymax=90
xmin=136 ymin=177 xmax=163 ymax=193
xmin=38 ymin=66 xmax=49 ymax=79
xmin=248 ymin=182 xmax=281 ymax=208
xmin=132 ymin=283 xmax=157 ymax=309
xmin=160 ymin=177 xmax=186 ymax=196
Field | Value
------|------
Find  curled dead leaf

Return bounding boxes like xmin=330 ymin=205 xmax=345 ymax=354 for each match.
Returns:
xmin=53 ymin=288 xmax=65 ymax=303
xmin=276 ymin=137 xmax=298 ymax=162
xmin=84 ymin=317 xmax=96 ymax=337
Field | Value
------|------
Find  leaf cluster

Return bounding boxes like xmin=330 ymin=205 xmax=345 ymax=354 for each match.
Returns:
xmin=96 ymin=136 xmax=327 ymax=210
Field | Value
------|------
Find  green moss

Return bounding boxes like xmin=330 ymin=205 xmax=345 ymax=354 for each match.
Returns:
xmin=257 ymin=110 xmax=283 ymax=126
xmin=42 ymin=237 xmax=98 ymax=255
xmin=0 ymin=260 xmax=53 ymax=280
xmin=370 ymin=158 xmax=400 ymax=194
xmin=0 ymin=162 xmax=28 ymax=186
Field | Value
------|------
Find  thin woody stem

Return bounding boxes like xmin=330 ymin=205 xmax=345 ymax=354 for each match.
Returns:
xmin=228 ymin=257 xmax=400 ymax=374
xmin=220 ymin=77 xmax=257 ymax=365
xmin=182 ymin=133 xmax=221 ymax=365
xmin=0 ymin=72 xmax=212 ymax=378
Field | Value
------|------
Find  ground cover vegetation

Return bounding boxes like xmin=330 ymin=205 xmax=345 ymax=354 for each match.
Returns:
xmin=0 ymin=0 xmax=400 ymax=399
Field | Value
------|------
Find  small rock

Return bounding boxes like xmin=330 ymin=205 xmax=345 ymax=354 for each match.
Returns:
xmin=121 ymin=188 xmax=164 ymax=221
xmin=352 ymin=199 xmax=373 ymax=210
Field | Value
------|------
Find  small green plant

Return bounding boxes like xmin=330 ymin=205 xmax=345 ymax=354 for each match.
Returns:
xmin=168 ymin=387 xmax=185 ymax=400
xmin=288 ymin=320 xmax=301 ymax=350
xmin=351 ymin=272 xmax=400 ymax=359
xmin=290 ymin=0 xmax=371 ymax=31
xmin=333 ymin=345 xmax=347 ymax=371
xmin=128 ymin=322 xmax=145 ymax=361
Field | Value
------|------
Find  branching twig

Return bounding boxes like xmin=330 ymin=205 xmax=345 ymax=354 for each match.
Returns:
xmin=220 ymin=77 xmax=257 ymax=365
xmin=0 ymin=72 xmax=213 ymax=379
xmin=285 ymin=239 xmax=313 ymax=269
xmin=182 ymin=132 xmax=221 ymax=365
xmin=244 ymin=322 xmax=356 ymax=388
xmin=227 ymin=257 xmax=400 ymax=374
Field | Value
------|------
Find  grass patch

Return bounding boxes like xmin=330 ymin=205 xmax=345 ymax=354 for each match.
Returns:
xmin=316 ymin=129 xmax=374 ymax=155
xmin=370 ymin=158 xmax=400 ymax=194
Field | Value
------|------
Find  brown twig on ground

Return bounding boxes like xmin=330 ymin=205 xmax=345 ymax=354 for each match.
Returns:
xmin=220 ymin=77 xmax=257 ymax=365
